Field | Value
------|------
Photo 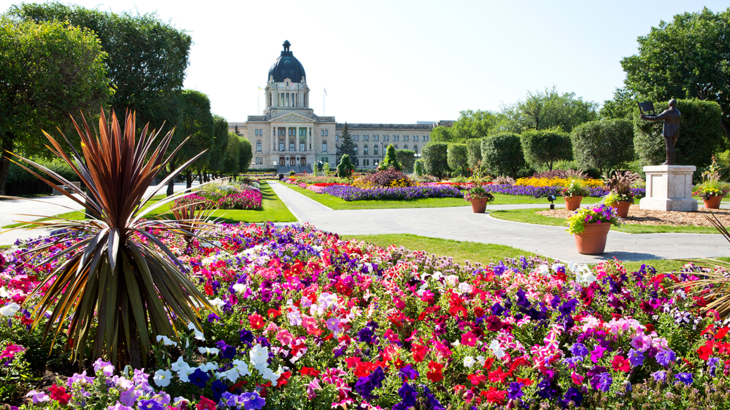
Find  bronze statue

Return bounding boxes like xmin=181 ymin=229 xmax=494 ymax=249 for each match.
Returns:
xmin=640 ymin=99 xmax=681 ymax=165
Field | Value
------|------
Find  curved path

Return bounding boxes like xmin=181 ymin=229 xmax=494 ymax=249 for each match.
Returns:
xmin=268 ymin=181 xmax=730 ymax=264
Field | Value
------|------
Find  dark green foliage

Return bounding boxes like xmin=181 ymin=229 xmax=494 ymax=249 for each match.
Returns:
xmin=0 ymin=17 xmax=107 ymax=194
xmin=9 ymin=2 xmax=192 ymax=134
xmin=634 ymin=99 xmax=724 ymax=169
xmin=466 ymin=139 xmax=483 ymax=170
xmin=378 ymin=145 xmax=402 ymax=171
xmin=571 ymin=119 xmax=634 ymax=175
xmin=209 ymin=116 xmax=230 ymax=174
xmin=336 ymin=123 xmax=358 ymax=166
xmin=601 ymin=87 xmax=637 ymax=120
xmin=480 ymin=134 xmax=525 ymax=178
xmin=396 ymin=149 xmax=416 ymax=173
xmin=430 ymin=126 xmax=455 ymax=143
xmin=520 ymin=130 xmax=572 ymax=170
xmin=337 ymin=154 xmax=355 ymax=178
xmin=447 ymin=143 xmax=469 ymax=176
xmin=5 ymin=158 xmax=78 ymax=196
xmin=223 ymin=133 xmax=240 ymax=175
xmin=414 ymin=159 xmax=425 ymax=176
xmin=238 ymin=137 xmax=253 ymax=174
xmin=421 ymin=143 xmax=450 ymax=178
xmin=621 ymin=7 xmax=730 ymax=135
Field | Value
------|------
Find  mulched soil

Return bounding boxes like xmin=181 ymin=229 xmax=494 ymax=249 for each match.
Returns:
xmin=537 ymin=205 xmax=730 ymax=227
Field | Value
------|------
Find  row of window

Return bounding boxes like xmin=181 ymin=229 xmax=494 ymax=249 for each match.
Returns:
xmin=351 ymin=145 xmax=417 ymax=154
xmin=253 ymin=129 xmax=264 ymax=136
xmin=335 ymin=135 xmax=429 ymax=142
xmin=320 ymin=130 xmax=329 ymax=136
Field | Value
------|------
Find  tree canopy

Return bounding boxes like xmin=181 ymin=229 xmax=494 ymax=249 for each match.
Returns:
xmin=571 ymin=119 xmax=634 ymax=175
xmin=336 ymin=123 xmax=358 ymax=166
xmin=621 ymin=7 xmax=730 ymax=135
xmin=520 ymin=130 xmax=572 ymax=170
xmin=9 ymin=2 xmax=192 ymax=134
xmin=0 ymin=17 xmax=108 ymax=194
xmin=501 ymin=87 xmax=599 ymax=133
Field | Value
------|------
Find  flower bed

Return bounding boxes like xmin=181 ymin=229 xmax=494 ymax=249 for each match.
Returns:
xmin=485 ymin=184 xmax=646 ymax=199
xmin=515 ymin=177 xmax=605 ymax=188
xmin=173 ymin=184 xmax=263 ymax=210
xmin=322 ymin=185 xmax=463 ymax=201
xmin=3 ymin=224 xmax=729 ymax=409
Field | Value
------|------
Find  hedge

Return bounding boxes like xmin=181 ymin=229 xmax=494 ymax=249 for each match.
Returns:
xmin=520 ymin=130 xmax=572 ymax=170
xmin=571 ymin=119 xmax=634 ymax=175
xmin=480 ymin=133 xmax=525 ymax=178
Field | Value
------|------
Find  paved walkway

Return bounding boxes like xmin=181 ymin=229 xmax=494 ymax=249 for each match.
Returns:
xmin=267 ymin=181 xmax=730 ymax=264
xmin=0 ymin=182 xmax=200 ymax=246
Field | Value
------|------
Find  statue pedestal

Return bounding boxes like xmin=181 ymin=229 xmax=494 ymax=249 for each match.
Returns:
xmin=639 ymin=165 xmax=697 ymax=212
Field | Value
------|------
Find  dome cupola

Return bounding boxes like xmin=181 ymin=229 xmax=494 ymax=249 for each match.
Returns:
xmin=267 ymin=40 xmax=306 ymax=83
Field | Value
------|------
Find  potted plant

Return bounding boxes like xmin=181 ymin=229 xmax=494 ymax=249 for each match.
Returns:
xmin=567 ymin=204 xmax=622 ymax=254
xmin=561 ymin=178 xmax=588 ymax=211
xmin=464 ymin=185 xmax=495 ymax=213
xmin=604 ymin=172 xmax=635 ymax=217
xmin=694 ymin=160 xmax=730 ymax=209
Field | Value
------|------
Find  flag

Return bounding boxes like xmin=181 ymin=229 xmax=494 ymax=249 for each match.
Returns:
xmin=258 ymin=86 xmax=263 ymax=90
xmin=323 ymin=88 xmax=327 ymax=96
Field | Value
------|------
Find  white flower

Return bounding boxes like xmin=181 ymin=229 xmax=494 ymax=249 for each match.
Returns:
xmin=260 ymin=365 xmax=283 ymax=386
xmin=232 ymin=359 xmax=250 ymax=377
xmin=250 ymin=344 xmax=269 ymax=369
xmin=177 ymin=366 xmax=194 ymax=383
xmin=156 ymin=335 xmax=178 ymax=347
xmin=489 ymin=340 xmax=505 ymax=359
xmin=536 ymin=265 xmax=549 ymax=275
xmin=458 ymin=283 xmax=473 ymax=294
xmin=445 ymin=275 xmax=458 ymax=287
xmin=551 ymin=263 xmax=565 ymax=272
xmin=199 ymin=362 xmax=219 ymax=372
xmin=463 ymin=356 xmax=476 ymax=368
xmin=198 ymin=347 xmax=220 ymax=355
xmin=217 ymin=368 xmax=240 ymax=383
xmin=287 ymin=309 xmax=302 ymax=326
xmin=171 ymin=356 xmax=189 ymax=373
xmin=194 ymin=330 xmax=205 ymax=341
xmin=0 ymin=303 xmax=20 ymax=317
xmin=153 ymin=369 xmax=172 ymax=387
xmin=209 ymin=298 xmax=226 ymax=308
xmin=476 ymin=355 xmax=486 ymax=367
xmin=0 ymin=287 xmax=9 ymax=298
xmin=232 ymin=283 xmax=246 ymax=294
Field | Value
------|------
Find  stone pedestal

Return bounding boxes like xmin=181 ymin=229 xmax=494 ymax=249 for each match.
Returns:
xmin=639 ymin=165 xmax=697 ymax=212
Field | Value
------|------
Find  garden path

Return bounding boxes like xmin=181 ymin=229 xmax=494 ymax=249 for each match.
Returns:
xmin=268 ymin=181 xmax=730 ymax=264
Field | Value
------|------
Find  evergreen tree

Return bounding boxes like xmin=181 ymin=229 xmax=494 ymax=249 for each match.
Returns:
xmin=337 ymin=154 xmax=355 ymax=178
xmin=337 ymin=123 xmax=358 ymax=166
xmin=378 ymin=145 xmax=402 ymax=171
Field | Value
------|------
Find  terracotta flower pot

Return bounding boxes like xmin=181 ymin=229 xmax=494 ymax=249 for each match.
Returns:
xmin=704 ymin=195 xmax=724 ymax=209
xmin=564 ymin=196 xmax=583 ymax=211
xmin=611 ymin=201 xmax=631 ymax=218
xmin=574 ymin=222 xmax=611 ymax=255
xmin=469 ymin=197 xmax=490 ymax=213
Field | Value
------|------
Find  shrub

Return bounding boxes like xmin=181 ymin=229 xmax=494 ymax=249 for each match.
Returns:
xmin=421 ymin=143 xmax=450 ymax=178
xmin=571 ymin=119 xmax=634 ymax=175
xmin=447 ymin=143 xmax=469 ymax=176
xmin=356 ymin=168 xmax=413 ymax=188
xmin=634 ymin=99 xmax=724 ymax=170
xmin=413 ymin=159 xmax=425 ymax=176
xmin=337 ymin=154 xmax=355 ymax=178
xmin=395 ymin=149 xmax=415 ymax=173
xmin=5 ymin=157 xmax=79 ymax=196
xmin=377 ymin=145 xmax=402 ymax=171
xmin=520 ymin=130 xmax=572 ymax=170
xmin=480 ymin=133 xmax=525 ymax=178
xmin=466 ymin=139 xmax=483 ymax=170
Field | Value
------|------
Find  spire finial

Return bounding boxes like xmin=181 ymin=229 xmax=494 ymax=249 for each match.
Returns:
xmin=283 ymin=40 xmax=291 ymax=52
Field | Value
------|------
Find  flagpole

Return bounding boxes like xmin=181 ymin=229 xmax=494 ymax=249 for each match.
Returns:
xmin=258 ymin=88 xmax=260 ymax=115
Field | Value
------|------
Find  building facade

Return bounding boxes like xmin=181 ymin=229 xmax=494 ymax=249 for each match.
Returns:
xmin=229 ymin=41 xmax=449 ymax=171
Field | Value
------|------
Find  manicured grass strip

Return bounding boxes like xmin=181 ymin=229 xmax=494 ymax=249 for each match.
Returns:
xmin=341 ymin=233 xmax=730 ymax=274
xmin=282 ymin=183 xmax=602 ymax=209
xmin=2 ymin=184 xmax=296 ymax=228
xmin=489 ymin=208 xmax=719 ymax=234
xmin=341 ymin=233 xmax=544 ymax=266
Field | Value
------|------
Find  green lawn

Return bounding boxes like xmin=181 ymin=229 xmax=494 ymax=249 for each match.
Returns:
xmin=342 ymin=233 xmax=729 ymax=273
xmin=281 ymin=183 xmax=601 ymax=210
xmin=489 ymin=208 xmax=719 ymax=234
xmin=2 ymin=183 xmax=296 ymax=228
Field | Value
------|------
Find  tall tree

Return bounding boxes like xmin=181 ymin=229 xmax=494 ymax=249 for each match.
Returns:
xmin=501 ymin=87 xmax=598 ymax=133
xmin=451 ymin=110 xmax=501 ymax=140
xmin=209 ymin=115 xmax=230 ymax=177
xmin=223 ymin=134 xmax=240 ymax=177
xmin=600 ymin=87 xmax=637 ymax=120
xmin=168 ymin=90 xmax=213 ymax=193
xmin=336 ymin=123 xmax=358 ymax=166
xmin=9 ymin=2 xmax=192 ymax=135
xmin=237 ymin=137 xmax=253 ymax=175
xmin=0 ymin=17 xmax=108 ymax=194
xmin=621 ymin=7 xmax=730 ymax=136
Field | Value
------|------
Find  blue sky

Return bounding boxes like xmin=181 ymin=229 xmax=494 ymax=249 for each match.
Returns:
xmin=2 ymin=0 xmax=728 ymax=123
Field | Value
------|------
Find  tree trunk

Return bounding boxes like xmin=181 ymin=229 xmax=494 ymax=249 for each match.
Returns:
xmin=197 ymin=170 xmax=203 ymax=185
xmin=186 ymin=170 xmax=192 ymax=189
xmin=166 ymin=164 xmax=175 ymax=197
xmin=0 ymin=152 xmax=11 ymax=196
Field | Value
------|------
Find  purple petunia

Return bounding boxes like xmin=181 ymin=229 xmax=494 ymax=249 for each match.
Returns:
xmin=570 ymin=343 xmax=589 ymax=358
xmin=655 ymin=348 xmax=676 ymax=367
xmin=628 ymin=349 xmax=644 ymax=367
xmin=675 ymin=373 xmax=693 ymax=385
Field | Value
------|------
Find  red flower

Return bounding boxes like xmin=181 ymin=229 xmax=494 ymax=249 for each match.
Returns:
xmin=426 ymin=361 xmax=444 ymax=383
xmin=467 ymin=373 xmax=487 ymax=386
xmin=49 ymin=384 xmax=71 ymax=405
xmin=612 ymin=355 xmax=631 ymax=372
xmin=300 ymin=367 xmax=320 ymax=377
xmin=412 ymin=344 xmax=428 ymax=363
xmin=249 ymin=313 xmax=265 ymax=330
xmin=488 ymin=367 xmax=509 ymax=383
xmin=483 ymin=387 xmax=507 ymax=405
xmin=697 ymin=344 xmax=713 ymax=361
xmin=196 ymin=396 xmax=216 ymax=410
xmin=717 ymin=327 xmax=730 ymax=340
xmin=277 ymin=371 xmax=291 ymax=387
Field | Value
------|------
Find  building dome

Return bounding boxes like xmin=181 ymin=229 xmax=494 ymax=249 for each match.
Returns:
xmin=268 ymin=40 xmax=306 ymax=83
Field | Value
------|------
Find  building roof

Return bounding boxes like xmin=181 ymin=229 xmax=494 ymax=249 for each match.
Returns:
xmin=268 ymin=40 xmax=306 ymax=83
xmin=336 ymin=123 xmax=435 ymax=130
